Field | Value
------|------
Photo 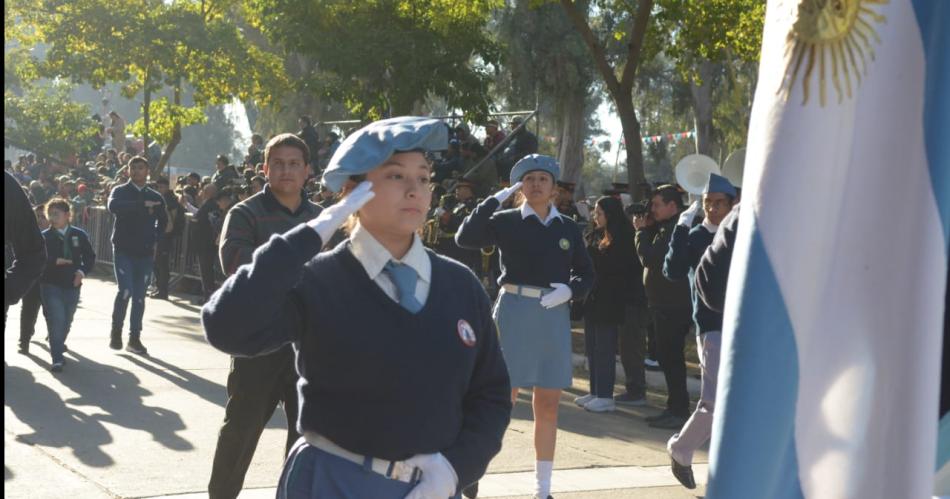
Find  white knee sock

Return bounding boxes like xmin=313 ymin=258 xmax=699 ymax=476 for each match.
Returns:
xmin=535 ymin=460 xmax=553 ymax=498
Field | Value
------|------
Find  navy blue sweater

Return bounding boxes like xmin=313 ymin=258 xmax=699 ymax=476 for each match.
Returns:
xmin=202 ymin=224 xmax=512 ymax=491
xmin=663 ymin=223 xmax=720 ymax=333
xmin=107 ymin=182 xmax=167 ymax=256
xmin=455 ymin=198 xmax=594 ymax=300
xmin=40 ymin=226 xmax=96 ymax=288
xmin=696 ymin=205 xmax=740 ymax=315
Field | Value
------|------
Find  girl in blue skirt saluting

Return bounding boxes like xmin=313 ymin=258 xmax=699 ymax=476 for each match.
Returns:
xmin=456 ymin=155 xmax=594 ymax=499
xmin=203 ymin=117 xmax=512 ymax=499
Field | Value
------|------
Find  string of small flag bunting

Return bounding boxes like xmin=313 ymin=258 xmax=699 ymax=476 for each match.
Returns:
xmin=543 ymin=130 xmax=697 ymax=146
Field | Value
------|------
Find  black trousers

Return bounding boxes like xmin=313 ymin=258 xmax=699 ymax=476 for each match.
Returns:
xmin=651 ymin=307 xmax=693 ymax=417
xmin=18 ymin=282 xmax=43 ymax=344
xmin=618 ymin=304 xmax=648 ymax=398
xmin=153 ymin=237 xmax=174 ymax=296
xmin=196 ymin=244 xmax=217 ymax=298
xmin=208 ymin=345 xmax=300 ymax=499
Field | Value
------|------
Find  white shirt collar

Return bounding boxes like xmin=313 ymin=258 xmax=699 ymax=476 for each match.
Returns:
xmin=349 ymin=223 xmax=431 ymax=283
xmin=520 ymin=202 xmax=562 ymax=226
xmin=701 ymin=220 xmax=720 ymax=234
xmin=129 ymin=181 xmax=146 ymax=191
xmin=55 ymin=225 xmax=70 ymax=236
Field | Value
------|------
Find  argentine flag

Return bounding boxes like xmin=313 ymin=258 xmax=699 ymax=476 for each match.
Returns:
xmin=707 ymin=1 xmax=948 ymax=498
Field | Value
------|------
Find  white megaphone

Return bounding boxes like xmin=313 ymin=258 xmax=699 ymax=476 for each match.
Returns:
xmin=722 ymin=147 xmax=746 ymax=188
xmin=675 ymin=154 xmax=720 ymax=195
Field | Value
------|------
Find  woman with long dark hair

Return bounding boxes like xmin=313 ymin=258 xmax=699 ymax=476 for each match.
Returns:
xmin=574 ymin=196 xmax=639 ymax=413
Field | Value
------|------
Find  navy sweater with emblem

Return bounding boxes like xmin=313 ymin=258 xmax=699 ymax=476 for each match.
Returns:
xmin=662 ymin=224 xmax=720 ymax=334
xmin=40 ymin=226 xmax=96 ymax=288
xmin=454 ymin=197 xmax=594 ymax=300
xmin=202 ymin=224 xmax=512 ymax=490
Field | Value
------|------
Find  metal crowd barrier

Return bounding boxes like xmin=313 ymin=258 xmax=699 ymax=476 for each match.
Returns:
xmin=77 ymin=206 xmax=208 ymax=283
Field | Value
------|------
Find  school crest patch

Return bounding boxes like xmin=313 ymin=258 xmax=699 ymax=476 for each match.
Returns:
xmin=558 ymin=238 xmax=570 ymax=250
xmin=457 ymin=319 xmax=476 ymax=347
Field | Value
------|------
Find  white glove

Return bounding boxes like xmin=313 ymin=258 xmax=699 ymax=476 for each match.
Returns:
xmin=540 ymin=282 xmax=572 ymax=309
xmin=307 ymin=181 xmax=375 ymax=243
xmin=491 ymin=181 xmax=522 ymax=203
xmin=677 ymin=200 xmax=701 ymax=228
xmin=403 ymin=453 xmax=458 ymax=499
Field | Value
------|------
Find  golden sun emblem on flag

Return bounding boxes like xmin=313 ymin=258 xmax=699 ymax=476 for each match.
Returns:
xmin=779 ymin=0 xmax=889 ymax=106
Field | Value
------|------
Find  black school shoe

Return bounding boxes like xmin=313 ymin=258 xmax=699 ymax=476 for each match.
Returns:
xmin=649 ymin=414 xmax=687 ymax=430
xmin=644 ymin=410 xmax=672 ymax=423
xmin=126 ymin=337 xmax=148 ymax=355
xmin=670 ymin=455 xmax=696 ymax=489
xmin=462 ymin=482 xmax=478 ymax=498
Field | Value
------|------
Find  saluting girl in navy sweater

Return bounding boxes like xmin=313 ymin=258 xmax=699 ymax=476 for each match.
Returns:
xmin=202 ymin=117 xmax=512 ymax=499
xmin=456 ymin=155 xmax=594 ymax=499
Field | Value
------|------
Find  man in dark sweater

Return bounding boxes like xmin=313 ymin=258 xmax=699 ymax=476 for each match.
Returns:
xmin=207 ymin=134 xmax=322 ymax=499
xmin=634 ymin=184 xmax=692 ymax=429
xmin=661 ymin=174 xmax=736 ymax=489
xmin=107 ymin=156 xmax=167 ymax=354
xmin=4 ymin=171 xmax=47 ymax=327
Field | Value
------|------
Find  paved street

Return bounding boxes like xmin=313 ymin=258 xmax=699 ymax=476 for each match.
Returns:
xmin=5 ymin=274 xmax=707 ymax=498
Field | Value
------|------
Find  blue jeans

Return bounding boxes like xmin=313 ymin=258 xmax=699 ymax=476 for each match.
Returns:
xmin=583 ymin=318 xmax=619 ymax=398
xmin=40 ymin=284 xmax=81 ymax=364
xmin=112 ymin=252 xmax=153 ymax=337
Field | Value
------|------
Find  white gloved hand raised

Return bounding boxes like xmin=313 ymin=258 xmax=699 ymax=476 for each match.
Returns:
xmin=403 ymin=453 xmax=458 ymax=499
xmin=539 ymin=282 xmax=572 ymax=309
xmin=307 ymin=181 xmax=375 ymax=243
xmin=677 ymin=200 xmax=702 ymax=228
xmin=491 ymin=181 xmax=522 ymax=204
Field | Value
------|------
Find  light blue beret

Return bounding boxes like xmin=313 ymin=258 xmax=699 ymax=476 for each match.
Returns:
xmin=321 ymin=116 xmax=448 ymax=192
xmin=704 ymin=172 xmax=737 ymax=198
xmin=509 ymin=154 xmax=560 ymax=185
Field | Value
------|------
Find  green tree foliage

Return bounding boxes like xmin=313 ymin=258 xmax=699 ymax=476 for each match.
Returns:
xmin=7 ymin=0 xmax=287 ymax=175
xmin=4 ymin=82 xmax=98 ymax=162
xmin=243 ymin=0 xmax=502 ymax=120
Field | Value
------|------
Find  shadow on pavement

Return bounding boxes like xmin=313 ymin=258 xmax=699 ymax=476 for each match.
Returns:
xmin=24 ymin=345 xmax=195 ymax=453
xmin=120 ymin=353 xmax=227 ymax=408
xmin=5 ymin=361 xmax=115 ymax=467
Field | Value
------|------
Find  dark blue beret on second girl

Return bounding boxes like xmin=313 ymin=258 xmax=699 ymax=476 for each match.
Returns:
xmin=321 ymin=116 xmax=448 ymax=192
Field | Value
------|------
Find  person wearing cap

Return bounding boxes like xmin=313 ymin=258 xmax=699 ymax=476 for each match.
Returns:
xmin=206 ymin=134 xmax=322 ymax=499
xmin=203 ymin=116 xmax=511 ymax=499
xmin=435 ymin=178 xmax=481 ymax=274
xmin=633 ymin=184 xmax=691 ymax=429
xmin=494 ymin=117 xmax=539 ymax=182
xmin=456 ymin=154 xmax=593 ymax=499
xmin=660 ymin=173 xmax=736 ymax=489
xmin=482 ymin=120 xmax=506 ymax=151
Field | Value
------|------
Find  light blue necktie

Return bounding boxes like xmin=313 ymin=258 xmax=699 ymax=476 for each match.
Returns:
xmin=383 ymin=261 xmax=423 ymax=313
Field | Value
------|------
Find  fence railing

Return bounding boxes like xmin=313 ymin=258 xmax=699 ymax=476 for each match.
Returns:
xmin=78 ymin=206 xmax=208 ymax=283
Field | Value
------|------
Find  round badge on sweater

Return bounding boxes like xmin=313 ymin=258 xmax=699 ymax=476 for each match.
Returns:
xmin=559 ymin=238 xmax=570 ymax=250
xmin=457 ymin=319 xmax=476 ymax=347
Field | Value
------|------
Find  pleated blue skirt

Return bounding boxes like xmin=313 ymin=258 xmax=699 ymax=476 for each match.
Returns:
xmin=493 ymin=289 xmax=572 ymax=389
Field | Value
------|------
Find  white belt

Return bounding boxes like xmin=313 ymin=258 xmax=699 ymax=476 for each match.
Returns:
xmin=502 ymin=283 xmax=547 ymax=298
xmin=303 ymin=431 xmax=419 ymax=483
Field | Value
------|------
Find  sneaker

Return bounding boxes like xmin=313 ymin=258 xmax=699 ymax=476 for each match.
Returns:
xmin=573 ymin=393 xmax=596 ymax=407
xmin=644 ymin=358 xmax=661 ymax=371
xmin=17 ymin=342 xmax=29 ymax=354
xmin=51 ymin=362 xmax=63 ymax=373
xmin=584 ymin=397 xmax=616 ymax=413
xmin=615 ymin=392 xmax=647 ymax=406
xmin=109 ymin=330 xmax=123 ymax=350
xmin=126 ymin=337 xmax=148 ymax=355
xmin=644 ymin=410 xmax=672 ymax=423
xmin=649 ymin=414 xmax=687 ymax=430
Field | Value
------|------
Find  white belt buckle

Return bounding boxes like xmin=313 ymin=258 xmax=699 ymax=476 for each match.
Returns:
xmin=389 ymin=460 xmax=416 ymax=482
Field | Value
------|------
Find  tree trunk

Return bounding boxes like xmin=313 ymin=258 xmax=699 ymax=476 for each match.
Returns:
xmin=690 ymin=59 xmax=717 ymax=157
xmin=616 ymin=97 xmax=646 ymax=201
xmin=154 ymin=81 xmax=182 ymax=178
xmin=142 ymin=71 xmax=151 ymax=163
xmin=557 ymin=91 xmax=586 ymax=191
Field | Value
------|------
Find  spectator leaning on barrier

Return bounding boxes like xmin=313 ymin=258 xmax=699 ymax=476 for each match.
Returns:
xmin=107 ymin=156 xmax=167 ymax=355
xmin=207 ymin=133 xmax=322 ymax=499
xmin=151 ymin=177 xmax=185 ymax=300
